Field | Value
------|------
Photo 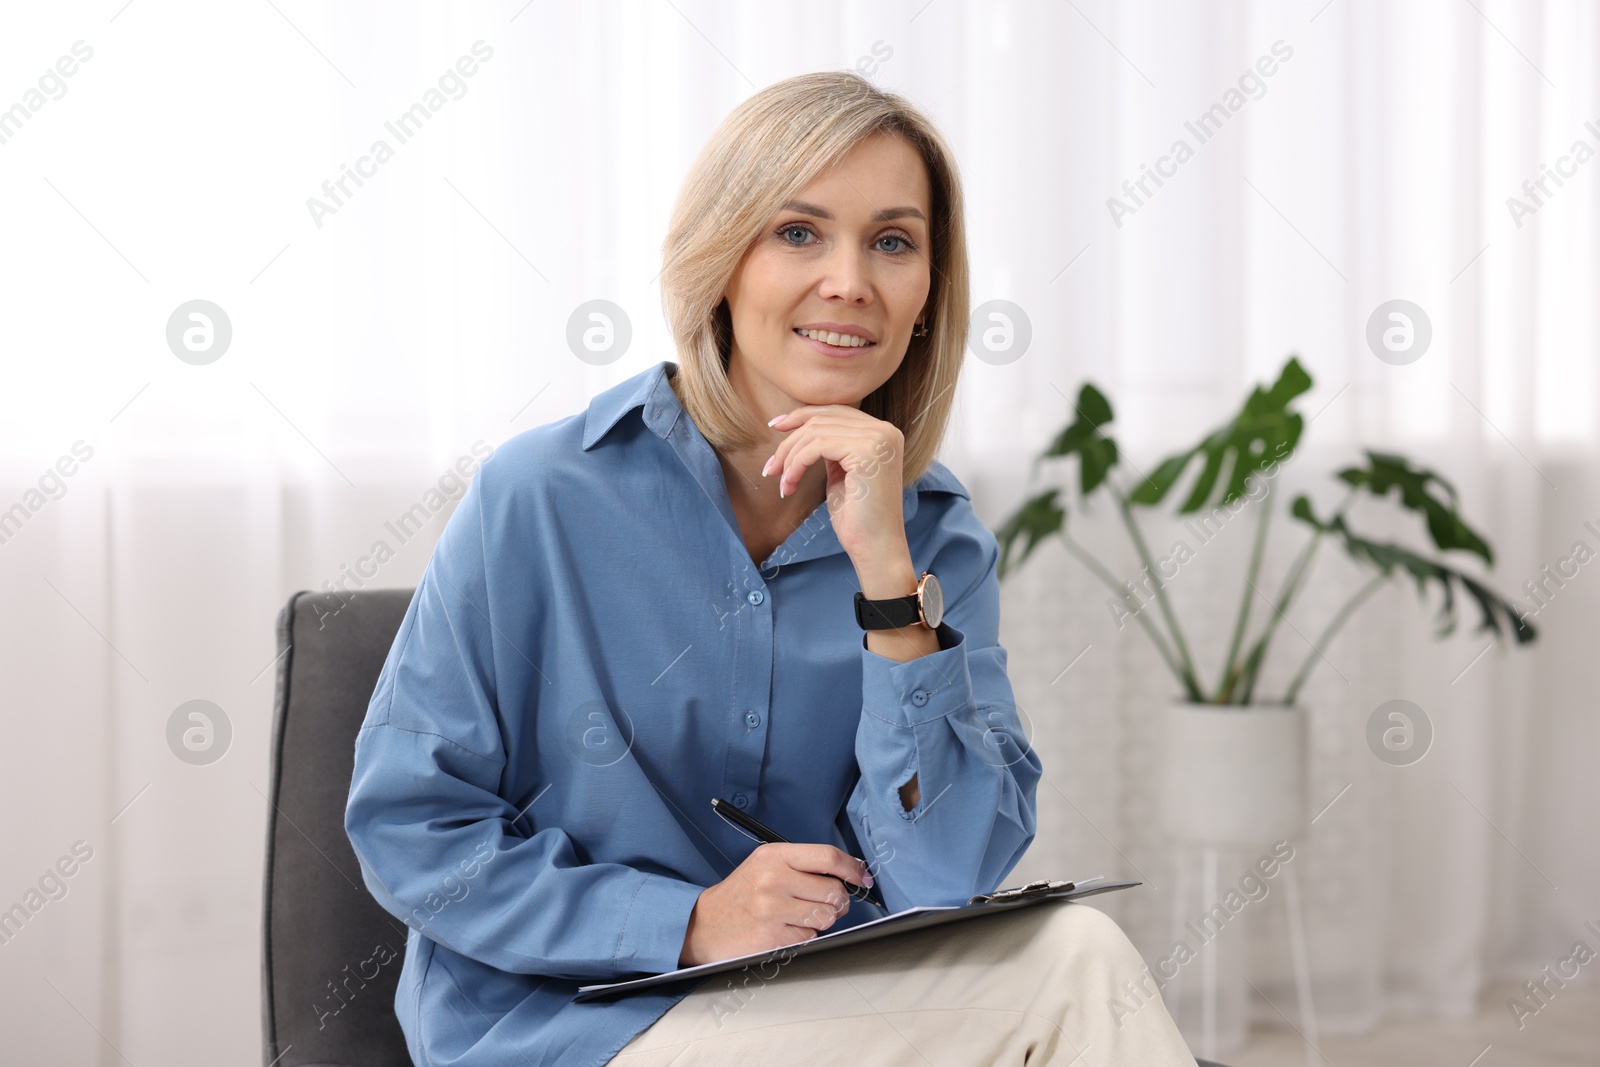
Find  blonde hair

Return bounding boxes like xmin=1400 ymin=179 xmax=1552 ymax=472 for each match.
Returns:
xmin=659 ymin=71 xmax=969 ymax=486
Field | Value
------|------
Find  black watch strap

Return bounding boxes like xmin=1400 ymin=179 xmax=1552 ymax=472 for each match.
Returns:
xmin=854 ymin=591 xmax=921 ymax=630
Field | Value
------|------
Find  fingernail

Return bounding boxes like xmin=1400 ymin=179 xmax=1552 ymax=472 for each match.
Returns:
xmin=768 ymin=414 xmax=786 ymax=427
xmin=779 ymin=482 xmax=786 ymax=499
xmin=863 ymin=872 xmax=874 ymax=887
xmin=761 ymin=455 xmax=775 ymax=477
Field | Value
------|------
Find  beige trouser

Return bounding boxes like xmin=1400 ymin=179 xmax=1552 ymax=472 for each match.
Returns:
xmin=607 ymin=900 xmax=1198 ymax=1066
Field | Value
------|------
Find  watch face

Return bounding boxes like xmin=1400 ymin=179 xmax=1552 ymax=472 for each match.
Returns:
xmin=920 ymin=573 xmax=943 ymax=628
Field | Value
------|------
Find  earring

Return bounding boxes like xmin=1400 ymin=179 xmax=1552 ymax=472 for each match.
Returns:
xmin=913 ymin=318 xmax=930 ymax=337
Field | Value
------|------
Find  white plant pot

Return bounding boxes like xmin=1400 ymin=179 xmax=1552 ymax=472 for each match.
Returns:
xmin=1160 ymin=702 xmax=1309 ymax=847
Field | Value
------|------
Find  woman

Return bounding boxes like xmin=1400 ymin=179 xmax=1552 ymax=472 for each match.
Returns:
xmin=345 ymin=70 xmax=1196 ymax=1066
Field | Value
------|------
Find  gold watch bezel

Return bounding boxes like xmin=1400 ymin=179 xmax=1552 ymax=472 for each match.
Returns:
xmin=915 ymin=571 xmax=943 ymax=629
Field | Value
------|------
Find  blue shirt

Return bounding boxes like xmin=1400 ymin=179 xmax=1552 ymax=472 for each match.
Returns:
xmin=344 ymin=359 xmax=1042 ymax=1066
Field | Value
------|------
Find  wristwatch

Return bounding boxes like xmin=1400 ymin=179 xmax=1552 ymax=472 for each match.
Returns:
xmin=854 ymin=571 xmax=943 ymax=631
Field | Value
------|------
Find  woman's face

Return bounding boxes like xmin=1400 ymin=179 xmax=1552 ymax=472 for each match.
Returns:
xmin=721 ymin=132 xmax=933 ymax=415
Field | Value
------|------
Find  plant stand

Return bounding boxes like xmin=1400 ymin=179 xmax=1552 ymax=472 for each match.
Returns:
xmin=1161 ymin=703 xmax=1319 ymax=1066
xmin=1166 ymin=842 xmax=1319 ymax=1066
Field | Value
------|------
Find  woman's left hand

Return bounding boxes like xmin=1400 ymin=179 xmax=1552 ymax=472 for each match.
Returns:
xmin=764 ymin=406 xmax=908 ymax=567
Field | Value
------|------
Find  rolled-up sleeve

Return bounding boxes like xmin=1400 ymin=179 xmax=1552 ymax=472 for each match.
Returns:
xmin=844 ymin=498 xmax=1043 ymax=911
xmin=343 ymin=460 xmax=705 ymax=982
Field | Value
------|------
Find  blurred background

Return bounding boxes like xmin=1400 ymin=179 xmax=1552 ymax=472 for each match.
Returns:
xmin=1 ymin=1 xmax=1596 ymax=1063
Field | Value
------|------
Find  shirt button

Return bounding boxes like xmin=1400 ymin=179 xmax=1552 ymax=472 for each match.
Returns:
xmin=747 ymin=590 xmax=764 ymax=606
xmin=733 ymin=793 xmax=748 ymax=808
xmin=745 ymin=710 xmax=760 ymax=728
xmin=910 ymin=689 xmax=929 ymax=707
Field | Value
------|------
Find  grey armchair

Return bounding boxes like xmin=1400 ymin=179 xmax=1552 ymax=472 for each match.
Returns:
xmin=260 ymin=587 xmax=1231 ymax=1067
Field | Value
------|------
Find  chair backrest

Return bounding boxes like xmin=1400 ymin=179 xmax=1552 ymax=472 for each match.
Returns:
xmin=261 ymin=588 xmax=417 ymax=1067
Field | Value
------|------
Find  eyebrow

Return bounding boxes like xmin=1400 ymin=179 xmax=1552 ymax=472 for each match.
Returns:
xmin=780 ymin=199 xmax=926 ymax=224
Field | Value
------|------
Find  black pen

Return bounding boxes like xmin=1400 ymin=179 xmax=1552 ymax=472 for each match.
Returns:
xmin=711 ymin=797 xmax=887 ymax=910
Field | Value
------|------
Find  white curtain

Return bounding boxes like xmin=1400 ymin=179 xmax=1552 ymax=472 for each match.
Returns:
xmin=1 ymin=1 xmax=1595 ymax=1061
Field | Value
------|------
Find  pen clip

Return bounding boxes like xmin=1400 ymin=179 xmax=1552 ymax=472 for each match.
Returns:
xmin=710 ymin=798 xmax=768 ymax=845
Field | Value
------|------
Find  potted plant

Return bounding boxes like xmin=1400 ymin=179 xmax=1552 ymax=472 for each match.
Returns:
xmin=994 ymin=356 xmax=1536 ymax=846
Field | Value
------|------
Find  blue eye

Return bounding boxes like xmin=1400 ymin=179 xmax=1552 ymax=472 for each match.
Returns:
xmin=774 ymin=223 xmax=919 ymax=256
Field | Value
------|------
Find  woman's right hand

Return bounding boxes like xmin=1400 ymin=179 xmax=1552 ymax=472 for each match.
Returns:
xmin=678 ymin=843 xmax=873 ymax=967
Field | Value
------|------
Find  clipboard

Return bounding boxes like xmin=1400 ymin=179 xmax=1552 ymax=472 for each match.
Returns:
xmin=573 ymin=876 xmax=1140 ymax=1002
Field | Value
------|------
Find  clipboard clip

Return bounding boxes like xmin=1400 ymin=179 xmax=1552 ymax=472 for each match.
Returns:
xmin=967 ymin=878 xmax=1074 ymax=905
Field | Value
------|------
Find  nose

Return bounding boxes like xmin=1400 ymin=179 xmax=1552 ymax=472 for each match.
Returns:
xmin=816 ymin=244 xmax=873 ymax=304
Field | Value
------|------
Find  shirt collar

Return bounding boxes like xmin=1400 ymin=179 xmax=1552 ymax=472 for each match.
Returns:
xmin=581 ymin=360 xmax=684 ymax=449
xmin=580 ymin=360 xmax=969 ymax=520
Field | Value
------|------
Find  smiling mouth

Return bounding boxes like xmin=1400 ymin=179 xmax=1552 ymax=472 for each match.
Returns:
xmin=793 ymin=328 xmax=876 ymax=349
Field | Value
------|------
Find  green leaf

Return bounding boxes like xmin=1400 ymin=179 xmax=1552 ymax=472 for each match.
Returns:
xmin=1074 ymin=381 xmax=1113 ymax=427
xmin=1290 ymin=497 xmax=1535 ymax=644
xmin=996 ymin=488 xmax=1066 ymax=580
xmin=1128 ymin=356 xmax=1312 ymax=511
xmin=1038 ymin=384 xmax=1120 ymax=495
xmin=1337 ymin=451 xmax=1493 ymax=566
